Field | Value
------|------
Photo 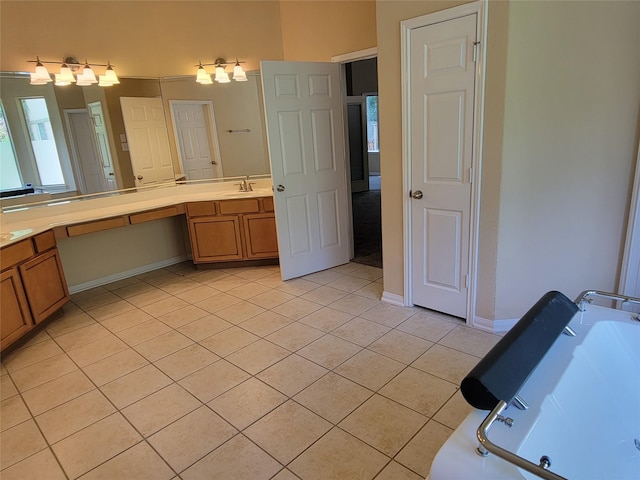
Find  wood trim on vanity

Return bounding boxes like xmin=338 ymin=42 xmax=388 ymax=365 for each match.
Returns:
xmin=65 ymin=216 xmax=130 ymax=237
xmin=129 ymin=204 xmax=184 ymax=225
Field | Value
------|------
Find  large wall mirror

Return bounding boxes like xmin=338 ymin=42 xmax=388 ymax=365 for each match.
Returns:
xmin=0 ymin=70 xmax=270 ymax=202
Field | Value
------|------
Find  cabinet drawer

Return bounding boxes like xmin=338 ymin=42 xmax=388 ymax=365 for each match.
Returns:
xmin=262 ymin=196 xmax=274 ymax=212
xmin=66 ymin=217 xmax=128 ymax=236
xmin=187 ymin=202 xmax=216 ymax=217
xmin=1 ymin=239 xmax=35 ymax=270
xmin=218 ymin=198 xmax=260 ymax=215
xmin=33 ymin=230 xmax=56 ymax=253
xmin=129 ymin=206 xmax=180 ymax=225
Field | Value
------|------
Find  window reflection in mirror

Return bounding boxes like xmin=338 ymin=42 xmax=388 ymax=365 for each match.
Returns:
xmin=0 ymin=100 xmax=22 ymax=190
xmin=20 ymin=97 xmax=66 ymax=186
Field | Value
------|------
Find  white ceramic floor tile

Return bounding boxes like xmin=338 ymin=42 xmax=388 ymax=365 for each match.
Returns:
xmin=2 ymin=263 xmax=481 ymax=480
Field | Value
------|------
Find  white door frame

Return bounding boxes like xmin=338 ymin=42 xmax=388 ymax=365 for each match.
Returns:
xmin=168 ymin=100 xmax=223 ymax=179
xmin=401 ymin=1 xmax=487 ymax=322
xmin=619 ymin=145 xmax=640 ymax=310
xmin=332 ymin=48 xmax=378 ymax=261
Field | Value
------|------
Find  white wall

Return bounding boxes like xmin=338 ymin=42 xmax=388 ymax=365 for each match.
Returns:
xmin=494 ymin=1 xmax=640 ymax=319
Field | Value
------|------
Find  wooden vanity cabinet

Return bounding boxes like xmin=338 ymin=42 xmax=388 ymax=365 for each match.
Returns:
xmin=0 ymin=230 xmax=70 ymax=350
xmin=0 ymin=268 xmax=33 ymax=350
xmin=187 ymin=197 xmax=279 ymax=264
xmin=243 ymin=214 xmax=279 ymax=259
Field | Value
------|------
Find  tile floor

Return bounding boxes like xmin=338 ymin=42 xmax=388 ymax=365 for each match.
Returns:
xmin=0 ymin=262 xmax=500 ymax=479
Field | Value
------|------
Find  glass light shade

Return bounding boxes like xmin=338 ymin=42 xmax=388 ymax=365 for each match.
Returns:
xmin=33 ymin=64 xmax=52 ymax=82
xmin=196 ymin=66 xmax=212 ymax=84
xmin=98 ymin=75 xmax=114 ymax=87
xmin=214 ymin=65 xmax=230 ymax=83
xmin=104 ymin=65 xmax=120 ymax=84
xmin=81 ymin=64 xmax=98 ymax=83
xmin=29 ymin=73 xmax=50 ymax=85
xmin=54 ymin=73 xmax=72 ymax=86
xmin=75 ymin=74 xmax=93 ymax=86
xmin=58 ymin=65 xmax=76 ymax=83
xmin=233 ymin=63 xmax=247 ymax=82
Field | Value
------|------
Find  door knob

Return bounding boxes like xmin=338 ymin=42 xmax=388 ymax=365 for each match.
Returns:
xmin=211 ymin=160 xmax=217 ymax=165
xmin=137 ymin=175 xmax=143 ymax=180
xmin=276 ymin=185 xmax=285 ymax=192
xmin=108 ymin=172 xmax=114 ymax=176
xmin=412 ymin=190 xmax=423 ymax=199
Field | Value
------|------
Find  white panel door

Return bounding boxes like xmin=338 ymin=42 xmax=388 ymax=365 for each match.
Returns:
xmin=411 ymin=14 xmax=477 ymax=318
xmin=120 ymin=97 xmax=174 ymax=186
xmin=87 ymin=102 xmax=117 ymax=191
xmin=170 ymin=101 xmax=222 ymax=180
xmin=261 ymin=61 xmax=350 ymax=280
xmin=66 ymin=110 xmax=109 ymax=194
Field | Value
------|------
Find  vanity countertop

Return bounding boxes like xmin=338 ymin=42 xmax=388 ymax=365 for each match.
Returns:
xmin=0 ymin=181 xmax=274 ymax=248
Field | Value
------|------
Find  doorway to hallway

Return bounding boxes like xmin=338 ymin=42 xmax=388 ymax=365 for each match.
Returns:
xmin=344 ymin=57 xmax=381 ymax=268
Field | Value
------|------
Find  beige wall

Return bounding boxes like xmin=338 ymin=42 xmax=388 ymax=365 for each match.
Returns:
xmin=279 ymin=1 xmax=377 ymax=61
xmin=494 ymin=1 xmax=640 ymax=318
xmin=0 ymin=1 xmax=284 ymax=76
xmin=57 ymin=218 xmax=188 ymax=288
xmin=160 ymin=74 xmax=271 ymax=178
xmin=376 ymin=0 xmax=640 ymax=321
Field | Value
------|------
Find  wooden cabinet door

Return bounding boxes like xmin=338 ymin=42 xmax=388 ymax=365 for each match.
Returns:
xmin=1 ymin=268 xmax=33 ymax=350
xmin=189 ymin=216 xmax=244 ymax=262
xmin=243 ymin=213 xmax=279 ymax=259
xmin=19 ymin=248 xmax=70 ymax=324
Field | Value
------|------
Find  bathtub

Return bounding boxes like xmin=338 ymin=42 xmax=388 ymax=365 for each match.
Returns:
xmin=429 ymin=296 xmax=640 ymax=480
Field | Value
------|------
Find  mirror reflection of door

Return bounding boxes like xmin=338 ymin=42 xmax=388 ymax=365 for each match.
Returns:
xmin=65 ymin=109 xmax=111 ymax=194
xmin=120 ymin=97 xmax=174 ymax=186
xmin=87 ymin=102 xmax=117 ymax=191
xmin=170 ymin=101 xmax=223 ymax=181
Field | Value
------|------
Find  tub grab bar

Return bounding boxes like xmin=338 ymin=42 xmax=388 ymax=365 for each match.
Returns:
xmin=462 ymin=291 xmax=578 ymax=479
xmin=575 ymin=290 xmax=640 ymax=311
xmin=477 ymin=401 xmax=567 ymax=480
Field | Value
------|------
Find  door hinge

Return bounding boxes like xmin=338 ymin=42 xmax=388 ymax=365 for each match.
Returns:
xmin=473 ymin=41 xmax=480 ymax=63
xmin=464 ymin=274 xmax=469 ymax=288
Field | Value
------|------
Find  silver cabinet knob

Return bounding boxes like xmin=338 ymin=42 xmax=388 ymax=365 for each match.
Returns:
xmin=412 ymin=190 xmax=423 ymax=199
xmin=276 ymin=185 xmax=285 ymax=192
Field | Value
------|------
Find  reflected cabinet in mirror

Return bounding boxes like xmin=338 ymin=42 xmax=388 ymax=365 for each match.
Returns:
xmin=0 ymin=71 xmax=270 ymax=202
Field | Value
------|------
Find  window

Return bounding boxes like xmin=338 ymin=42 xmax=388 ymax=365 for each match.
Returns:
xmin=366 ymin=95 xmax=379 ymax=153
xmin=0 ymin=100 xmax=23 ymax=191
xmin=20 ymin=97 xmax=65 ymax=186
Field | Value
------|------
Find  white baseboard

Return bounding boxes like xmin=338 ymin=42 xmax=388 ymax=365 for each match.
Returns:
xmin=473 ymin=315 xmax=518 ymax=334
xmin=381 ymin=291 xmax=405 ymax=307
xmin=68 ymin=255 xmax=188 ymax=294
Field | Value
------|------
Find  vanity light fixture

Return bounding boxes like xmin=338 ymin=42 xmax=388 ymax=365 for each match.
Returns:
xmin=194 ymin=58 xmax=247 ymax=84
xmin=30 ymin=57 xmax=53 ymax=84
xmin=196 ymin=62 xmax=213 ymax=84
xmin=27 ymin=57 xmax=119 ymax=87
